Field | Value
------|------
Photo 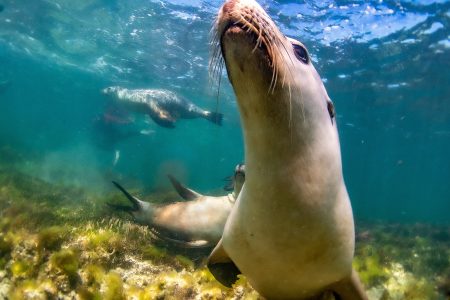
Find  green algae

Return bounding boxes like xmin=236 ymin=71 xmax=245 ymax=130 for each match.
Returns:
xmin=0 ymin=234 xmax=13 ymax=258
xmin=10 ymin=279 xmax=49 ymax=300
xmin=49 ymin=248 xmax=80 ymax=286
xmin=353 ymin=251 xmax=388 ymax=286
xmin=175 ymin=254 xmax=195 ymax=270
xmin=10 ymin=260 xmax=31 ymax=278
xmin=103 ymin=271 xmax=125 ymax=300
xmin=37 ymin=225 xmax=68 ymax=251
xmin=0 ymin=167 xmax=449 ymax=299
xmin=141 ymin=244 xmax=168 ymax=261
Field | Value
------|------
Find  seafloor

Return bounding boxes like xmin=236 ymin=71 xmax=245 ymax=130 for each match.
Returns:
xmin=0 ymin=147 xmax=449 ymax=300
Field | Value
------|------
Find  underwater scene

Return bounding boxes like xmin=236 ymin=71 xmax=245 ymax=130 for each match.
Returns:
xmin=0 ymin=0 xmax=449 ymax=299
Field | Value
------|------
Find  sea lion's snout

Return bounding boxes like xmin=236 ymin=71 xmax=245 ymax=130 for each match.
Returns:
xmin=213 ymin=0 xmax=292 ymax=94
xmin=102 ymin=87 xmax=111 ymax=94
xmin=102 ymin=86 xmax=120 ymax=95
xmin=217 ymin=0 xmax=274 ymax=49
xmin=220 ymin=0 xmax=236 ymax=15
xmin=101 ymin=87 xmax=111 ymax=94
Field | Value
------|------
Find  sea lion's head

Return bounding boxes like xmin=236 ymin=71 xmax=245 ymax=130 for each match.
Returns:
xmin=102 ymin=86 xmax=130 ymax=102
xmin=212 ymin=0 xmax=335 ymax=139
xmin=102 ymin=86 xmax=121 ymax=96
xmin=233 ymin=163 xmax=245 ymax=196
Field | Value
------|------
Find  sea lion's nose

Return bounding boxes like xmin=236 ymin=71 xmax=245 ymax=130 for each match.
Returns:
xmin=221 ymin=0 xmax=237 ymax=14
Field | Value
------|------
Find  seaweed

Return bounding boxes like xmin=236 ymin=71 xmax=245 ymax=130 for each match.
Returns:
xmin=49 ymin=248 xmax=80 ymax=287
xmin=0 ymin=167 xmax=448 ymax=299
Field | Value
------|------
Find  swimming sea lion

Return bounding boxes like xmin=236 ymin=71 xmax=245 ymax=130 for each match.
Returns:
xmin=102 ymin=87 xmax=223 ymax=128
xmin=207 ymin=0 xmax=368 ymax=299
xmin=110 ymin=165 xmax=245 ymax=248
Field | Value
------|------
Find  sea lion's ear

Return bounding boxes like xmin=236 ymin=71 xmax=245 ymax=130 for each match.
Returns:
xmin=328 ymin=269 xmax=368 ymax=300
xmin=207 ymin=239 xmax=241 ymax=287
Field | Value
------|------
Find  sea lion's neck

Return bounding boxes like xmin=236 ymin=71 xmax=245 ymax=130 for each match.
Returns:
xmin=240 ymin=92 xmax=344 ymax=200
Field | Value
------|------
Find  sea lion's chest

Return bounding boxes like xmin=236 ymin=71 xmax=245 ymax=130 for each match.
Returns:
xmin=222 ymin=173 xmax=355 ymax=298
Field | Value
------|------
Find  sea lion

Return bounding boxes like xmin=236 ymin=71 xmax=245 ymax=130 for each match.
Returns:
xmin=110 ymin=165 xmax=245 ymax=248
xmin=223 ymin=163 xmax=245 ymax=192
xmin=102 ymin=87 xmax=223 ymax=128
xmin=207 ymin=1 xmax=368 ymax=299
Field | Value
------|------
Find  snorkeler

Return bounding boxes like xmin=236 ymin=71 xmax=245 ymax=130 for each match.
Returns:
xmin=91 ymin=107 xmax=154 ymax=166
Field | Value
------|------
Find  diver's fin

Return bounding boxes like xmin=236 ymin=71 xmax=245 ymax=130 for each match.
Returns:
xmin=328 ymin=268 xmax=368 ymax=300
xmin=167 ymin=175 xmax=202 ymax=201
xmin=205 ymin=111 xmax=223 ymax=126
xmin=150 ymin=228 xmax=212 ymax=248
xmin=207 ymin=239 xmax=241 ymax=287
xmin=112 ymin=181 xmax=142 ymax=211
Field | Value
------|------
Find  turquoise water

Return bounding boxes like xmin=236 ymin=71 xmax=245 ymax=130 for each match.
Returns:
xmin=0 ymin=0 xmax=449 ymax=225
xmin=0 ymin=0 xmax=450 ymax=298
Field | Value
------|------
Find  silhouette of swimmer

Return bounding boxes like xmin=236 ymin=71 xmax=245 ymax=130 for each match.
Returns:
xmin=92 ymin=109 xmax=153 ymax=166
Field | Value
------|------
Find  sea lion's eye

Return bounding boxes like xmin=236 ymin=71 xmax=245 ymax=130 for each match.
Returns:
xmin=327 ymin=100 xmax=335 ymax=124
xmin=293 ymin=44 xmax=309 ymax=64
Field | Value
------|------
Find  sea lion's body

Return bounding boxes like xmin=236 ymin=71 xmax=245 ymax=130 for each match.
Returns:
xmin=111 ymin=165 xmax=245 ymax=247
xmin=102 ymin=87 xmax=222 ymax=128
xmin=207 ymin=1 xmax=367 ymax=299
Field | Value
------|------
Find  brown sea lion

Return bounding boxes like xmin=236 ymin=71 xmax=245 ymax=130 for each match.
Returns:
xmin=110 ymin=165 xmax=245 ymax=248
xmin=102 ymin=87 xmax=223 ymax=128
xmin=207 ymin=1 xmax=368 ymax=299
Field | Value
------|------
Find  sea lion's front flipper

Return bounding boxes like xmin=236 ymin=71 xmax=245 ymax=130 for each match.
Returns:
xmin=167 ymin=175 xmax=202 ymax=201
xmin=207 ymin=239 xmax=241 ymax=287
xmin=150 ymin=105 xmax=176 ymax=128
xmin=150 ymin=228 xmax=211 ymax=248
xmin=329 ymin=269 xmax=368 ymax=300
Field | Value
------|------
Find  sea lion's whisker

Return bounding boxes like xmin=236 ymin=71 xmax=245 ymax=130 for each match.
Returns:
xmin=288 ymin=83 xmax=293 ymax=130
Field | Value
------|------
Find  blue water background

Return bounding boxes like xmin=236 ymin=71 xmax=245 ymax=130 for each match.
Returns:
xmin=0 ymin=0 xmax=449 ymax=223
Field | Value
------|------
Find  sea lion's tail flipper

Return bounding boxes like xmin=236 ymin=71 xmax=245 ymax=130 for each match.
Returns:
xmin=207 ymin=239 xmax=241 ymax=287
xmin=205 ymin=111 xmax=223 ymax=126
xmin=167 ymin=175 xmax=202 ymax=201
xmin=329 ymin=269 xmax=368 ymax=300
xmin=110 ymin=181 xmax=142 ymax=212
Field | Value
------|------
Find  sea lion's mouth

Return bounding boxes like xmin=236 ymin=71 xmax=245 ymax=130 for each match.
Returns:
xmin=210 ymin=0 xmax=288 ymax=92
xmin=220 ymin=22 xmax=269 ymax=56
